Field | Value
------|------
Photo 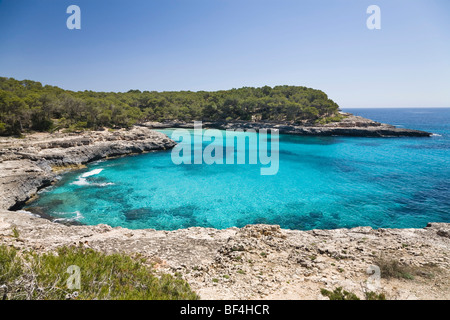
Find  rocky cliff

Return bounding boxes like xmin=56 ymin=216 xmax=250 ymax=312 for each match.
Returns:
xmin=0 ymin=127 xmax=176 ymax=210
xmin=143 ymin=113 xmax=432 ymax=137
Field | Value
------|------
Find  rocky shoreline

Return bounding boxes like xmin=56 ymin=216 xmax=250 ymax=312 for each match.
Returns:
xmin=0 ymin=126 xmax=176 ymax=211
xmin=0 ymin=124 xmax=448 ymax=300
xmin=142 ymin=113 xmax=432 ymax=137
xmin=1 ymin=211 xmax=449 ymax=300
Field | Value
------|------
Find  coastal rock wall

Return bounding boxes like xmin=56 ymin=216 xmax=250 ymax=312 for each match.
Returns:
xmin=0 ymin=127 xmax=176 ymax=210
xmin=142 ymin=113 xmax=432 ymax=137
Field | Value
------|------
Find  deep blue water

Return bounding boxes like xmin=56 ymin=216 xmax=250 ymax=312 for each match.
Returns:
xmin=25 ymin=108 xmax=450 ymax=230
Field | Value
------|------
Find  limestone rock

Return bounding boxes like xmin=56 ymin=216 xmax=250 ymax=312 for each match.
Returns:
xmin=142 ymin=113 xmax=432 ymax=137
xmin=0 ymin=127 xmax=176 ymax=210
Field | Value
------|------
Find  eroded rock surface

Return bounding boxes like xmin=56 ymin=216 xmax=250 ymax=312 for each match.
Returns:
xmin=143 ymin=113 xmax=432 ymax=137
xmin=0 ymin=127 xmax=176 ymax=210
xmin=0 ymin=211 xmax=448 ymax=300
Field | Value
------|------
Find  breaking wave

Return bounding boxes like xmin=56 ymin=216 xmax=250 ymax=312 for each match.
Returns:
xmin=71 ymin=168 xmax=114 ymax=186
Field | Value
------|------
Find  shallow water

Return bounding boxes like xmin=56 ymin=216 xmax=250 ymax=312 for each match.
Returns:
xmin=25 ymin=108 xmax=450 ymax=230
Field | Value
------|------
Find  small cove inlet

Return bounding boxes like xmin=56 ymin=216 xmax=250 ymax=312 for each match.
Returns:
xmin=24 ymin=108 xmax=450 ymax=231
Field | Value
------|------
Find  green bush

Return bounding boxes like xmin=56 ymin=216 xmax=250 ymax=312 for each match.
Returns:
xmin=320 ymin=287 xmax=360 ymax=300
xmin=0 ymin=245 xmax=23 ymax=285
xmin=365 ymin=291 xmax=386 ymax=300
xmin=315 ymin=114 xmax=345 ymax=125
xmin=0 ymin=244 xmax=199 ymax=300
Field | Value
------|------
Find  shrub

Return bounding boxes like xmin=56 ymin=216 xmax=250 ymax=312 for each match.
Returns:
xmin=320 ymin=287 xmax=360 ymax=300
xmin=373 ymin=256 xmax=415 ymax=280
xmin=0 ymin=245 xmax=23 ymax=287
xmin=0 ymin=245 xmax=199 ymax=300
xmin=365 ymin=291 xmax=386 ymax=300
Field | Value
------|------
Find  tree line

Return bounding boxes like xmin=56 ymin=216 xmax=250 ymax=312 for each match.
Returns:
xmin=0 ymin=77 xmax=340 ymax=136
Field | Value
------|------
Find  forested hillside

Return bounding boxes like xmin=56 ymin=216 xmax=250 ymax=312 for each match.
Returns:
xmin=0 ymin=77 xmax=340 ymax=135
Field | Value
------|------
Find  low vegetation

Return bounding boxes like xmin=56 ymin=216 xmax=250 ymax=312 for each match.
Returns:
xmin=320 ymin=287 xmax=360 ymax=300
xmin=373 ymin=256 xmax=416 ymax=280
xmin=0 ymin=77 xmax=340 ymax=136
xmin=0 ymin=244 xmax=199 ymax=300
xmin=320 ymin=287 xmax=386 ymax=300
xmin=365 ymin=291 xmax=387 ymax=300
xmin=374 ymin=255 xmax=439 ymax=281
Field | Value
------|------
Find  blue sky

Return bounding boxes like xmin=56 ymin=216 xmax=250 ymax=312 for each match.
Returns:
xmin=0 ymin=0 xmax=449 ymax=108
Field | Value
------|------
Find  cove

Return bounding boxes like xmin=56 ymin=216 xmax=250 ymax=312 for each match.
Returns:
xmin=24 ymin=109 xmax=450 ymax=231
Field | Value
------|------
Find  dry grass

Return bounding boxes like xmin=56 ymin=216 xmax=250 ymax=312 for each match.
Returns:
xmin=373 ymin=256 xmax=439 ymax=280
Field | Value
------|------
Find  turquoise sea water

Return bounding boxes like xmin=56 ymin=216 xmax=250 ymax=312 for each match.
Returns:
xmin=25 ymin=108 xmax=450 ymax=230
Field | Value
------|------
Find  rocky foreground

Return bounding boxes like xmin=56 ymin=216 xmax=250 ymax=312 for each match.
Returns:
xmin=0 ymin=125 xmax=448 ymax=300
xmin=0 ymin=211 xmax=449 ymax=300
xmin=142 ymin=113 xmax=432 ymax=137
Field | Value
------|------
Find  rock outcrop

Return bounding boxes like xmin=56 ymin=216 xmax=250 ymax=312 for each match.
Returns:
xmin=0 ymin=211 xmax=448 ymax=300
xmin=0 ymin=127 xmax=176 ymax=210
xmin=142 ymin=113 xmax=432 ymax=137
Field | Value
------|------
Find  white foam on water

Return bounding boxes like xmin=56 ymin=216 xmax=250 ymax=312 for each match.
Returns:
xmin=72 ymin=168 xmax=105 ymax=186
xmin=431 ymin=133 xmax=442 ymax=137
xmin=92 ymin=159 xmax=106 ymax=164
xmin=81 ymin=168 xmax=103 ymax=178
xmin=96 ymin=182 xmax=115 ymax=186
xmin=53 ymin=211 xmax=84 ymax=223
xmin=72 ymin=210 xmax=84 ymax=220
xmin=71 ymin=178 xmax=90 ymax=186
xmin=17 ymin=210 xmax=39 ymax=218
xmin=73 ymin=210 xmax=83 ymax=220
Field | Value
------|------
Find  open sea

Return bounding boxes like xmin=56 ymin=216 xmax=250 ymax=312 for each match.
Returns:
xmin=24 ymin=108 xmax=450 ymax=230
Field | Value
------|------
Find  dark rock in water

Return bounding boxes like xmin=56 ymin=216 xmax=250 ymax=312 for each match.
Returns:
xmin=124 ymin=208 xmax=154 ymax=221
xmin=253 ymin=217 xmax=270 ymax=225
xmin=331 ymin=212 xmax=340 ymax=220
xmin=47 ymin=199 xmax=64 ymax=207
xmin=309 ymin=211 xmax=324 ymax=219
xmin=321 ymin=220 xmax=340 ymax=230
xmin=182 ymin=217 xmax=199 ymax=229
xmin=24 ymin=206 xmax=56 ymax=221
xmin=169 ymin=205 xmax=197 ymax=217
xmin=124 ymin=205 xmax=198 ymax=222
xmin=56 ymin=219 xmax=84 ymax=226
xmin=23 ymin=206 xmax=84 ymax=226
xmin=279 ymin=214 xmax=315 ymax=230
